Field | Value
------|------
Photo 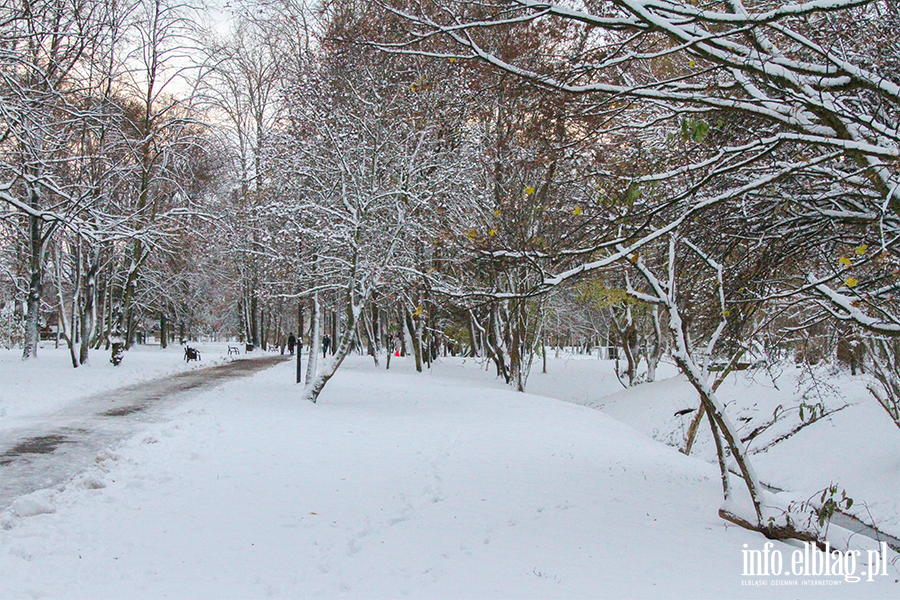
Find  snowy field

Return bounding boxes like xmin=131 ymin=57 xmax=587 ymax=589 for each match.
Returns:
xmin=0 ymin=347 xmax=898 ymax=599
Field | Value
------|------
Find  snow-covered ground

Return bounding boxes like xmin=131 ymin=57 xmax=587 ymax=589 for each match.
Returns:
xmin=0 ymin=344 xmax=235 ymax=433
xmin=594 ymin=362 xmax=900 ymax=539
xmin=0 ymin=349 xmax=897 ymax=598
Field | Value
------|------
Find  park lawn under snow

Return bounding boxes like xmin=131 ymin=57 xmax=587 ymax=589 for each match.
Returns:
xmin=0 ymin=351 xmax=898 ymax=599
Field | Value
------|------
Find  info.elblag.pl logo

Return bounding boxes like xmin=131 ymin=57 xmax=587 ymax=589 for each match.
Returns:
xmin=741 ymin=541 xmax=891 ymax=586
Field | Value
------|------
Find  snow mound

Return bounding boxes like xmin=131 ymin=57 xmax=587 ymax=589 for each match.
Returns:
xmin=10 ymin=489 xmax=56 ymax=518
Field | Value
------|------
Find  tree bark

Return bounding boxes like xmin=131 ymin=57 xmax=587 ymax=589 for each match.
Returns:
xmin=405 ymin=309 xmax=423 ymax=372
xmin=296 ymin=302 xmax=304 ymax=383
xmin=78 ymin=246 xmax=99 ymax=364
xmin=304 ymin=294 xmax=320 ymax=385
xmin=22 ymin=212 xmax=44 ymax=360
xmin=304 ymin=296 xmax=362 ymax=403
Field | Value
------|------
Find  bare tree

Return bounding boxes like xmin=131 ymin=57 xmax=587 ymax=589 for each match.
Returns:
xmin=200 ymin=13 xmax=285 ymax=347
xmin=0 ymin=0 xmax=114 ymax=359
xmin=113 ymin=0 xmax=208 ymax=348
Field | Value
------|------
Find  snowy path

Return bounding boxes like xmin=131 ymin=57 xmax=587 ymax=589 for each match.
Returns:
xmin=1 ymin=356 xmax=895 ymax=599
xmin=0 ymin=355 xmax=288 ymax=512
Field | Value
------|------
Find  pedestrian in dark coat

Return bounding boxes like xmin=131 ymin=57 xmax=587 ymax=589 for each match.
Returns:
xmin=288 ymin=333 xmax=296 ymax=355
xmin=322 ymin=334 xmax=331 ymax=358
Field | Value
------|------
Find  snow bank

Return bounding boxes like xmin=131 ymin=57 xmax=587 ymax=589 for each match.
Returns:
xmin=597 ymin=364 xmax=900 ymax=540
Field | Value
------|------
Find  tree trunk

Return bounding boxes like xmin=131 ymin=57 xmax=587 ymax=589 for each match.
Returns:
xmin=305 ymin=294 xmax=320 ymax=385
xmin=95 ymin=268 xmax=114 ymax=350
xmin=467 ymin=310 xmax=480 ymax=356
xmin=666 ymin=307 xmax=765 ymax=526
xmin=79 ymin=247 xmax=99 ymax=364
xmin=405 ymin=310 xmax=423 ymax=372
xmin=542 ymin=335 xmax=547 ymax=374
xmin=23 ymin=212 xmax=44 ymax=360
xmin=398 ymin=305 xmax=409 ymax=356
xmin=486 ymin=305 xmax=510 ymax=383
xmin=508 ymin=303 xmax=525 ymax=392
xmin=250 ymin=292 xmax=259 ymax=347
xmin=120 ymin=239 xmax=144 ymax=350
xmin=53 ymin=244 xmax=78 ymax=368
xmin=331 ymin=307 xmax=338 ymax=355
xmin=303 ymin=296 xmax=363 ymax=403
xmin=363 ymin=310 xmax=379 ymax=367
xmin=646 ymin=305 xmax=662 ymax=382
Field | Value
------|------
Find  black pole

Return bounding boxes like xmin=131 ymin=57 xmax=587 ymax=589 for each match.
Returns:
xmin=296 ymin=301 xmax=304 ymax=384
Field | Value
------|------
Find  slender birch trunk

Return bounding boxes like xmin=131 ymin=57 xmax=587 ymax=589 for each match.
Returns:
xmin=303 ymin=298 xmax=363 ymax=403
xmin=304 ymin=294 xmax=321 ymax=385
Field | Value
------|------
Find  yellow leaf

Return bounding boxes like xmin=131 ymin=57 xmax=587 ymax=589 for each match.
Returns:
xmin=856 ymin=244 xmax=868 ymax=255
xmin=488 ymin=228 xmax=497 ymax=236
xmin=467 ymin=228 xmax=477 ymax=241
xmin=573 ymin=206 xmax=583 ymax=215
xmin=721 ymin=309 xmax=731 ymax=317
xmin=413 ymin=305 xmax=423 ymax=316
xmin=688 ymin=59 xmax=696 ymax=67
xmin=449 ymin=57 xmax=456 ymax=63
xmin=494 ymin=209 xmax=501 ymax=216
xmin=845 ymin=277 xmax=858 ymax=288
xmin=629 ymin=253 xmax=639 ymax=264
xmin=838 ymin=256 xmax=851 ymax=266
xmin=525 ymin=186 xmax=535 ymax=195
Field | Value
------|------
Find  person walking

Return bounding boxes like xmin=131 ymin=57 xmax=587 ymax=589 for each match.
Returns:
xmin=322 ymin=334 xmax=331 ymax=358
xmin=287 ymin=332 xmax=296 ymax=356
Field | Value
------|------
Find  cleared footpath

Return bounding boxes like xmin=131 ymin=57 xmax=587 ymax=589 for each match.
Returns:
xmin=0 ymin=355 xmax=289 ymax=511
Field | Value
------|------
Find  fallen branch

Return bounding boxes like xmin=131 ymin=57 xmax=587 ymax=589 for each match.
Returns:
xmin=719 ymin=508 xmax=824 ymax=550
